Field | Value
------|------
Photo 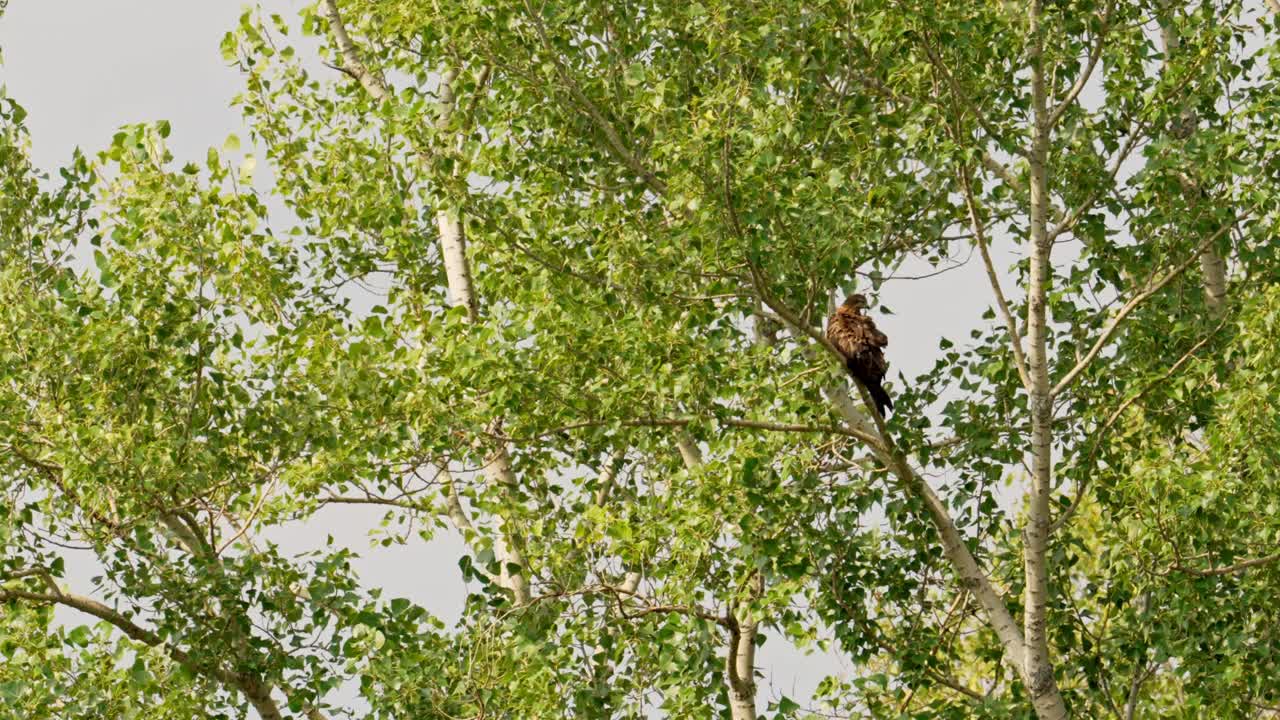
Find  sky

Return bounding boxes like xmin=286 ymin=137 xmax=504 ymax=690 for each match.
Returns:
xmin=0 ymin=1 xmax=1011 ymax=716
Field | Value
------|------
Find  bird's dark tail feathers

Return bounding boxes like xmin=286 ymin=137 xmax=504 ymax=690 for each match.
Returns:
xmin=864 ymin=377 xmax=893 ymax=418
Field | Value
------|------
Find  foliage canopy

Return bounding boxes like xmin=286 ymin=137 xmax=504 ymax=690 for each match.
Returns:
xmin=3 ymin=1 xmax=1280 ymax=718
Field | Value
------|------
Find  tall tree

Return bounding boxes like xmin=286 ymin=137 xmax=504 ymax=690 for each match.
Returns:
xmin=3 ymin=1 xmax=1280 ymax=718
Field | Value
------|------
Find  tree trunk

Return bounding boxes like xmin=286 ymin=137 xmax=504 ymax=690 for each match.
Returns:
xmin=437 ymin=208 xmax=477 ymax=320
xmin=482 ymin=445 xmax=532 ymax=604
xmin=1197 ymin=250 xmax=1227 ymax=315
xmin=1160 ymin=3 xmax=1228 ymax=317
xmin=727 ymin=587 xmax=760 ymax=720
xmin=1022 ymin=1 xmax=1069 ymax=717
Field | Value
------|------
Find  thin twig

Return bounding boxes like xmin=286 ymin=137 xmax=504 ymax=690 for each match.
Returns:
xmin=1051 ymin=215 xmax=1244 ymax=398
xmin=1167 ymin=552 xmax=1280 ymax=577
xmin=521 ymin=0 xmax=667 ymax=195
xmin=960 ymin=165 xmax=1033 ymax=391
xmin=1050 ymin=321 xmax=1225 ymax=534
xmin=1047 ymin=3 xmax=1112 ymax=128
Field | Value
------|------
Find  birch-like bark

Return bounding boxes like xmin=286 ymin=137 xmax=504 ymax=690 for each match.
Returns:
xmin=675 ymin=432 xmax=704 ymax=469
xmin=592 ymin=453 xmax=641 ymax=593
xmin=1159 ymin=5 xmax=1227 ymax=317
xmin=762 ymin=274 xmax=1037 ymax=698
xmin=438 ymin=209 xmax=476 ymax=319
xmin=481 ymin=445 xmax=533 ymax=604
xmin=322 ymin=0 xmax=533 ymax=603
xmin=322 ymin=0 xmax=478 ymax=319
xmin=824 ymin=380 xmax=1031 ymax=672
xmin=1022 ymin=2 xmax=1069 ymax=717
xmin=431 ymin=69 xmax=479 ymax=319
xmin=726 ymin=572 xmax=762 ymax=720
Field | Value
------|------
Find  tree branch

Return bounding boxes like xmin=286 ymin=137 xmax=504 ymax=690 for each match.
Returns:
xmin=1050 ymin=322 xmax=1224 ymax=535
xmin=0 ymin=586 xmax=302 ymax=720
xmin=520 ymin=0 xmax=667 ymax=195
xmin=318 ymin=495 xmax=430 ymax=511
xmin=508 ymin=414 xmax=883 ymax=449
xmin=1168 ymin=552 xmax=1280 ymax=577
xmin=755 ymin=273 xmax=1035 ymax=690
xmin=1050 ymin=217 xmax=1241 ymax=398
xmin=438 ymin=467 xmax=477 ymax=533
xmin=319 ymin=0 xmax=391 ymax=102
xmin=1047 ymin=4 xmax=1111 ymax=128
xmin=525 ymin=584 xmax=729 ymax=626
xmin=960 ymin=166 xmax=1033 ymax=391
xmin=921 ymin=34 xmax=1026 ymax=158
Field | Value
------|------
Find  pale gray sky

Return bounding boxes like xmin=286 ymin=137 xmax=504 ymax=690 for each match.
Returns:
xmin=0 ymin=2 xmax=1010 ymax=716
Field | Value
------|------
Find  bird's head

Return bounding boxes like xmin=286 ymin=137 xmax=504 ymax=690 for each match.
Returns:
xmin=843 ymin=293 xmax=870 ymax=311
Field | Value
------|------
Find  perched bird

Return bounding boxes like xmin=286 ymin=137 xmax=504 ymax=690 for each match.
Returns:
xmin=826 ymin=293 xmax=893 ymax=417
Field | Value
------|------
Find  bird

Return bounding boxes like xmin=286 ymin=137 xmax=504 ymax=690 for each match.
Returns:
xmin=826 ymin=293 xmax=893 ymax=417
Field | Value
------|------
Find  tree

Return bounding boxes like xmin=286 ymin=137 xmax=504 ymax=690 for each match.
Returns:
xmin=3 ymin=1 xmax=1280 ymax=718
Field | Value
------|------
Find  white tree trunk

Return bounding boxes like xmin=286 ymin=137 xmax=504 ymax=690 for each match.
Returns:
xmin=1198 ymin=249 xmax=1227 ymax=315
xmin=437 ymin=208 xmax=477 ymax=319
xmin=1160 ymin=4 xmax=1228 ymax=317
xmin=1022 ymin=1 xmax=1069 ymax=717
xmin=727 ymin=577 xmax=761 ymax=720
xmin=482 ymin=445 xmax=532 ymax=604
xmin=431 ymin=68 xmax=479 ymax=320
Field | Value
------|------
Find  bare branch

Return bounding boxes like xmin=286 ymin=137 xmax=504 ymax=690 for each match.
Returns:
xmin=322 ymin=0 xmax=479 ymax=318
xmin=217 ymin=477 xmax=279 ymax=554
xmin=318 ymin=495 xmax=429 ymax=511
xmin=747 ymin=264 xmax=845 ymax=363
xmin=508 ymin=414 xmax=883 ymax=449
xmin=982 ymin=152 xmax=1022 ymax=191
xmin=521 ymin=584 xmax=728 ymax=626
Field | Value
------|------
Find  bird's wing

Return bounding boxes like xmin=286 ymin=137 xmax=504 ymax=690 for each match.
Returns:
xmin=826 ymin=311 xmax=861 ymax=358
xmin=827 ymin=310 xmax=888 ymax=356
xmin=864 ymin=318 xmax=889 ymax=348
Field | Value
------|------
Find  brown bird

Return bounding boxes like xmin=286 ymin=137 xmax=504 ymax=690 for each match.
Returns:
xmin=826 ymin=293 xmax=893 ymax=417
